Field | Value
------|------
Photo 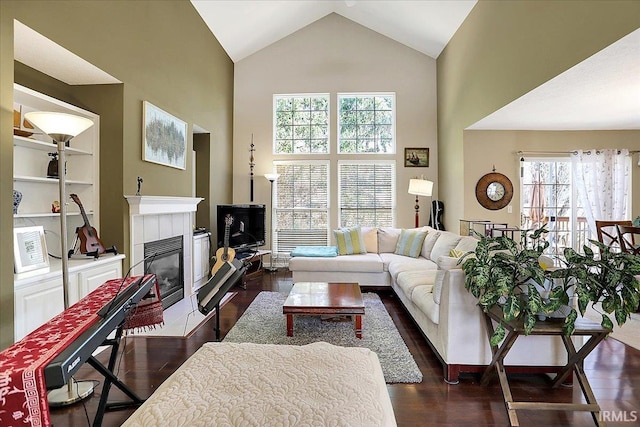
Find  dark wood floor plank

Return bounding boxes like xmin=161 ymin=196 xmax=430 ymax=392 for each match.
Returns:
xmin=50 ymin=270 xmax=640 ymax=427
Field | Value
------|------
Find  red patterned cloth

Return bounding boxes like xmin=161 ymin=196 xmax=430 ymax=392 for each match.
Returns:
xmin=0 ymin=275 xmax=159 ymax=427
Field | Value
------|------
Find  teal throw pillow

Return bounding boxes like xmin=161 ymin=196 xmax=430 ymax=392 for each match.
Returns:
xmin=334 ymin=226 xmax=367 ymax=255
xmin=394 ymin=229 xmax=428 ymax=258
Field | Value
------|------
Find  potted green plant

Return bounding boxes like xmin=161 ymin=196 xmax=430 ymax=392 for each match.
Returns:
xmin=461 ymin=227 xmax=640 ymax=346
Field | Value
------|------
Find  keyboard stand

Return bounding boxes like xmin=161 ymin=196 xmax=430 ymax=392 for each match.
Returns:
xmin=87 ymin=325 xmax=144 ymax=427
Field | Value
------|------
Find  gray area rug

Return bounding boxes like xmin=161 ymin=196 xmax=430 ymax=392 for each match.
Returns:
xmin=223 ymin=291 xmax=423 ymax=383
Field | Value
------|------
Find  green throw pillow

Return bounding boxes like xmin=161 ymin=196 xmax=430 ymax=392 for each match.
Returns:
xmin=394 ymin=229 xmax=428 ymax=258
xmin=334 ymin=226 xmax=367 ymax=255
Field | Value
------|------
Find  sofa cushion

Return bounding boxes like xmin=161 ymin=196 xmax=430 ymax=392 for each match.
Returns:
xmin=394 ymin=229 xmax=428 ymax=258
xmin=361 ymin=227 xmax=378 ymax=253
xmin=453 ymin=236 xmax=479 ymax=253
xmin=421 ymin=230 xmax=441 ymax=259
xmin=396 ymin=271 xmax=436 ymax=301
xmin=383 ymin=254 xmax=437 ymax=277
xmin=377 ymin=227 xmax=402 ymax=253
xmin=288 ymin=253 xmax=383 ymax=273
xmin=429 ymin=232 xmax=463 ymax=262
xmin=411 ymin=285 xmax=439 ymax=324
xmin=334 ymin=226 xmax=366 ymax=255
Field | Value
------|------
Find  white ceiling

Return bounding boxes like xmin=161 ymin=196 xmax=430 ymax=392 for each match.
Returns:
xmin=190 ymin=0 xmax=477 ymax=62
xmin=13 ymin=20 xmax=120 ymax=85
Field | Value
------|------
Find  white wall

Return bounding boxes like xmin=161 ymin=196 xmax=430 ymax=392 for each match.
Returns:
xmin=233 ymin=13 xmax=438 ymax=241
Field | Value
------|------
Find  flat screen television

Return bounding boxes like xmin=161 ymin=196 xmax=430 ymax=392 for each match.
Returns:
xmin=216 ymin=204 xmax=266 ymax=252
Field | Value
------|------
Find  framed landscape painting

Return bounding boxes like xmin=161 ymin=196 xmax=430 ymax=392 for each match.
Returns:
xmin=404 ymin=148 xmax=429 ymax=167
xmin=143 ymin=101 xmax=187 ymax=169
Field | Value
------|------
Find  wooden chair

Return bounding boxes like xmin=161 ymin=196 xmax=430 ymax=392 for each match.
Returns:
xmin=595 ymin=220 xmax=632 ymax=250
xmin=617 ymin=224 xmax=640 ymax=256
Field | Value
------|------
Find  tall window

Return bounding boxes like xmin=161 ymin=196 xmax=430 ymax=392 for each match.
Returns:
xmin=520 ymin=154 xmax=631 ymax=258
xmin=274 ymin=94 xmax=329 ymax=154
xmin=338 ymin=93 xmax=395 ymax=154
xmin=338 ymin=161 xmax=395 ymax=227
xmin=521 ymin=159 xmax=582 ymax=258
xmin=272 ymin=161 xmax=330 ymax=254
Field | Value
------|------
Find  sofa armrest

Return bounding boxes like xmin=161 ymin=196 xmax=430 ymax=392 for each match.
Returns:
xmin=437 ymin=269 xmax=491 ymax=365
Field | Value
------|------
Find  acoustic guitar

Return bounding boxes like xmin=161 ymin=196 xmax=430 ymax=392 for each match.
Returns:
xmin=211 ymin=214 xmax=236 ymax=275
xmin=70 ymin=193 xmax=106 ymax=255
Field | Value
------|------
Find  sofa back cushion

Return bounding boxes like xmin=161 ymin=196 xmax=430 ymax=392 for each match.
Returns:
xmin=454 ymin=236 xmax=479 ymax=253
xmin=429 ymin=231 xmax=462 ymax=262
xmin=421 ymin=229 xmax=441 ymax=259
xmin=361 ymin=227 xmax=379 ymax=253
xmin=377 ymin=227 xmax=402 ymax=253
xmin=394 ymin=229 xmax=428 ymax=258
xmin=334 ymin=226 xmax=367 ymax=255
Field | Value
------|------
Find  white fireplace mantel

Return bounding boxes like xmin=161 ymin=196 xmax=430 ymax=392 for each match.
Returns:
xmin=125 ymin=195 xmax=203 ymax=215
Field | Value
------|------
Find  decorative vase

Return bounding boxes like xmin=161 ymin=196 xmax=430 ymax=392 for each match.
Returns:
xmin=13 ymin=190 xmax=22 ymax=214
xmin=47 ymin=152 xmax=59 ymax=178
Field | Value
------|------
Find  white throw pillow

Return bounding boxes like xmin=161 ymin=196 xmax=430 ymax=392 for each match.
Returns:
xmin=361 ymin=227 xmax=379 ymax=253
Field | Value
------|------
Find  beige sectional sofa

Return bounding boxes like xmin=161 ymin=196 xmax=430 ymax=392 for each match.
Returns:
xmin=288 ymin=226 xmax=573 ymax=383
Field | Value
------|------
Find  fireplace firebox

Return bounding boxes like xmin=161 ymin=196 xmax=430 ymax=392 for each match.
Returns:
xmin=145 ymin=236 xmax=184 ymax=310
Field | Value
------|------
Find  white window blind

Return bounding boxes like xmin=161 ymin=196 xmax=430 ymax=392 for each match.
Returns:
xmin=338 ymin=161 xmax=395 ymax=227
xmin=273 ymin=161 xmax=330 ymax=254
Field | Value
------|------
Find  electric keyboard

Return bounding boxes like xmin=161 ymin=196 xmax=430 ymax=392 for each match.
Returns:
xmin=44 ymin=274 xmax=156 ymax=389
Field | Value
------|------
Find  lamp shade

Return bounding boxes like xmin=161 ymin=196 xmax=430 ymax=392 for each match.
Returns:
xmin=408 ymin=178 xmax=433 ymax=197
xmin=24 ymin=112 xmax=94 ymax=138
xmin=264 ymin=173 xmax=280 ymax=182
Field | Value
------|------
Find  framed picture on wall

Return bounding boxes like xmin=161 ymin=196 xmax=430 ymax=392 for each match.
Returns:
xmin=143 ymin=101 xmax=187 ymax=170
xmin=404 ymin=148 xmax=429 ymax=167
xmin=13 ymin=226 xmax=49 ymax=273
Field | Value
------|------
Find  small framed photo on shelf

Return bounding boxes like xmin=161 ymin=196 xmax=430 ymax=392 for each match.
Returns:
xmin=13 ymin=226 xmax=49 ymax=273
xmin=404 ymin=148 xmax=429 ymax=167
xmin=143 ymin=101 xmax=187 ymax=170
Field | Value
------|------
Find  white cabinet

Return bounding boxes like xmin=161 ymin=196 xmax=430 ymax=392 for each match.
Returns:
xmin=14 ymin=276 xmax=65 ymax=341
xmin=14 ymin=254 xmax=124 ymax=341
xmin=193 ymin=232 xmax=211 ymax=292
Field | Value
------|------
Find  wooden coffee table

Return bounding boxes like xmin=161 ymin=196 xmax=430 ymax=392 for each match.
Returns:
xmin=283 ymin=282 xmax=365 ymax=338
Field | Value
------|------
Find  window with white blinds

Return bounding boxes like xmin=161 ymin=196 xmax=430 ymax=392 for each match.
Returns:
xmin=338 ymin=161 xmax=395 ymax=228
xmin=272 ymin=161 xmax=330 ymax=254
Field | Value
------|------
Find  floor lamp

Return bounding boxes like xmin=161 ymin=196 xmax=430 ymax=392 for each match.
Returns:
xmin=407 ymin=178 xmax=433 ymax=228
xmin=25 ymin=111 xmax=95 ymax=406
xmin=264 ymin=173 xmax=279 ymax=272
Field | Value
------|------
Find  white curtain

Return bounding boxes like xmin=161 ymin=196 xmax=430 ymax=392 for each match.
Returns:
xmin=571 ymin=149 xmax=630 ymax=235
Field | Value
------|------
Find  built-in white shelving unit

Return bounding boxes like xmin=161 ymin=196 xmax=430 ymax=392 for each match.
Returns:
xmin=12 ymin=83 xmax=124 ymax=342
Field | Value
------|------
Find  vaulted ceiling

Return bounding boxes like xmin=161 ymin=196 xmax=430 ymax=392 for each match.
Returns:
xmin=190 ymin=0 xmax=477 ymax=62
xmin=191 ymin=1 xmax=639 ymax=131
xmin=13 ymin=2 xmax=640 ymax=130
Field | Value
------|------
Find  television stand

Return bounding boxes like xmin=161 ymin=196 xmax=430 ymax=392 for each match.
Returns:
xmin=235 ymin=250 xmax=271 ymax=287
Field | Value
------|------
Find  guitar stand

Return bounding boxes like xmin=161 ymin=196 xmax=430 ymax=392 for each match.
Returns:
xmin=88 ymin=325 xmax=144 ymax=427
xmin=68 ymin=234 xmax=118 ymax=259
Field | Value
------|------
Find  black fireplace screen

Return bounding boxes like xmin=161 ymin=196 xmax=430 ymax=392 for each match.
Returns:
xmin=144 ymin=236 xmax=184 ymax=310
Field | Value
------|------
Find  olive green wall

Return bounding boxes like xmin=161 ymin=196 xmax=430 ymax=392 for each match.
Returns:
xmin=0 ymin=0 xmax=233 ymax=349
xmin=437 ymin=0 xmax=640 ymax=228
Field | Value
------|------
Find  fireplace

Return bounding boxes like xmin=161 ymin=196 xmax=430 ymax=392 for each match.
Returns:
xmin=145 ymin=236 xmax=184 ymax=310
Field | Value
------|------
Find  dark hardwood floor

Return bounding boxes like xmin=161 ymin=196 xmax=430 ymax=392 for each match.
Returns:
xmin=52 ymin=270 xmax=640 ymax=426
